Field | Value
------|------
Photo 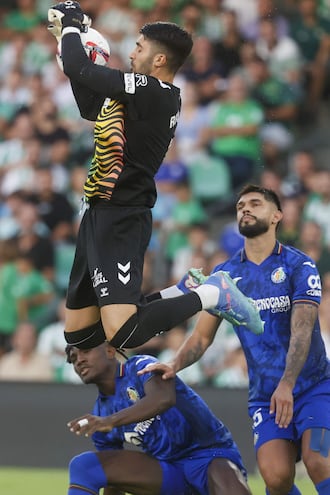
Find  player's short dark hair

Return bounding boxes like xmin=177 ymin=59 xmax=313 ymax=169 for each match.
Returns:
xmin=237 ymin=184 xmax=282 ymax=211
xmin=140 ymin=22 xmax=193 ymax=73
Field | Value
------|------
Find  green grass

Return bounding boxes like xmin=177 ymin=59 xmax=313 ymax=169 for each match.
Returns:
xmin=0 ymin=467 xmax=317 ymax=494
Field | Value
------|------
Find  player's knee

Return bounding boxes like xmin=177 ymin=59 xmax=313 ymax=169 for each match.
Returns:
xmin=303 ymin=452 xmax=329 ymax=482
xmin=259 ymin=463 xmax=294 ymax=493
xmin=69 ymin=451 xmax=107 ymax=491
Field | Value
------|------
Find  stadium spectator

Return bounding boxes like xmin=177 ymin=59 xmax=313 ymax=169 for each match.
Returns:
xmin=12 ymin=199 xmax=55 ymax=282
xmin=37 ymin=298 xmax=81 ymax=383
xmin=222 ymin=0 xmax=258 ymax=36
xmin=174 ymin=79 xmax=212 ymax=164
xmin=289 ymin=0 xmax=330 ymax=112
xmin=213 ymin=8 xmax=247 ymax=77
xmin=198 ymin=0 xmax=225 ymax=42
xmin=255 ymin=16 xmax=303 ymax=86
xmin=242 ymin=0 xmax=289 ymax=42
xmin=0 ymin=136 xmax=41 ymax=197
xmin=65 ymin=341 xmax=252 ymax=495
xmin=175 ymin=1 xmax=203 ymax=37
xmin=0 ymin=0 xmax=42 ymax=38
xmin=156 ymin=325 xmax=205 ymax=385
xmin=0 ymin=67 xmax=32 ymax=124
xmin=182 ymin=35 xmax=228 ymax=105
xmin=277 ymin=196 xmax=302 ymax=248
xmin=170 ymin=222 xmax=217 ymax=283
xmin=213 ymin=345 xmax=248 ymax=388
xmin=199 ymin=72 xmax=264 ymax=189
xmin=142 ymin=184 xmax=330 ymax=495
xmin=0 ymin=249 xmax=55 ymax=352
xmin=31 ymin=167 xmax=75 ymax=242
xmin=0 ymin=109 xmax=36 ymax=178
xmin=303 ymin=169 xmax=330 ymax=247
xmin=0 ymin=320 xmax=53 ymax=382
xmin=164 ymin=178 xmax=207 ymax=271
xmin=297 ymin=220 xmax=330 ymax=279
xmin=246 ymin=55 xmax=301 ymax=167
xmin=281 ymin=149 xmax=317 ymax=201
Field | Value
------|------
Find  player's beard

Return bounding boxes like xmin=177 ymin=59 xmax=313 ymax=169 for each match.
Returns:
xmin=238 ymin=217 xmax=270 ymax=238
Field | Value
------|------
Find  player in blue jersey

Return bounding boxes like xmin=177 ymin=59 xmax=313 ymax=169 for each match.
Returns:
xmin=140 ymin=184 xmax=330 ymax=495
xmin=65 ymin=342 xmax=251 ymax=495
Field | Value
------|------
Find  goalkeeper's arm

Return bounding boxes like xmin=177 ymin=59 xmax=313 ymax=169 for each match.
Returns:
xmin=61 ymin=32 xmax=126 ymax=100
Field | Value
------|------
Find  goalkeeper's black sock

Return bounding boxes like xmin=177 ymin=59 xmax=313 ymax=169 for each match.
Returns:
xmin=109 ymin=292 xmax=202 ymax=349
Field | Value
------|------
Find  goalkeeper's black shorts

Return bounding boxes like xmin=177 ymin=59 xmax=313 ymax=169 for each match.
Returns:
xmin=66 ymin=199 xmax=152 ymax=309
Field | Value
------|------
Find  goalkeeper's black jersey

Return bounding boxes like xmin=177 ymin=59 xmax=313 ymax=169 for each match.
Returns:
xmin=62 ymin=33 xmax=181 ymax=208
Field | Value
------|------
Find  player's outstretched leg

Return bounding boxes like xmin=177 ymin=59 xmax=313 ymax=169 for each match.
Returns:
xmin=204 ymin=270 xmax=264 ymax=334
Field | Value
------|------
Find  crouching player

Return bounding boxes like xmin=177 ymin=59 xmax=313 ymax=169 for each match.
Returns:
xmin=66 ymin=342 xmax=252 ymax=495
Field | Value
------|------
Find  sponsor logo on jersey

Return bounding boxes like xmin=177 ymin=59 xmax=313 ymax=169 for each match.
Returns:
xmin=126 ymin=386 xmax=140 ymax=402
xmin=254 ymin=295 xmax=291 ymax=313
xmin=271 ymin=267 xmax=286 ymax=284
xmin=307 ymin=274 xmax=321 ymax=297
xmin=124 ymin=73 xmax=136 ymax=94
xmin=92 ymin=267 xmax=108 ymax=287
xmin=134 ymin=417 xmax=155 ymax=436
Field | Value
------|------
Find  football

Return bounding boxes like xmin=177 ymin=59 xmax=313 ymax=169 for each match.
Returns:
xmin=57 ymin=27 xmax=110 ymax=71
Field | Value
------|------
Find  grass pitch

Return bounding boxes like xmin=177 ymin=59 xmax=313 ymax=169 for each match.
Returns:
xmin=0 ymin=467 xmax=317 ymax=494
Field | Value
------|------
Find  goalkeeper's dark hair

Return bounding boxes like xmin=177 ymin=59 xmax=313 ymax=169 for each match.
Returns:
xmin=140 ymin=22 xmax=193 ymax=73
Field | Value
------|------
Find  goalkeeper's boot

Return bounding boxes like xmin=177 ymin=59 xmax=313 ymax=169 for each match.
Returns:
xmin=176 ymin=267 xmax=207 ymax=294
xmin=205 ymin=270 xmax=264 ymax=335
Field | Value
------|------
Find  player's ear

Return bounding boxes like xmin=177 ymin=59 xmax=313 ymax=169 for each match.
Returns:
xmin=272 ymin=209 xmax=283 ymax=226
xmin=105 ymin=343 xmax=116 ymax=359
xmin=154 ymin=52 xmax=167 ymax=68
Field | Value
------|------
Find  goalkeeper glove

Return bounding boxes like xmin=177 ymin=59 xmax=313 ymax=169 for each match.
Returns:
xmin=48 ymin=1 xmax=91 ymax=41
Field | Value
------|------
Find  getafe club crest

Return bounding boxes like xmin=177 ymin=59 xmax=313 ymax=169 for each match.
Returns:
xmin=126 ymin=387 xmax=140 ymax=402
xmin=271 ymin=267 xmax=286 ymax=284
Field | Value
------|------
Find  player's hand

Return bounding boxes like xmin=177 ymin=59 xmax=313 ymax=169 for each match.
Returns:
xmin=269 ymin=379 xmax=294 ymax=428
xmin=48 ymin=1 xmax=91 ymax=35
xmin=137 ymin=362 xmax=176 ymax=380
xmin=68 ymin=414 xmax=114 ymax=437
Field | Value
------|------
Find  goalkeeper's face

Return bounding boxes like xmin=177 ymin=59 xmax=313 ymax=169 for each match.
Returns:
xmin=130 ymin=35 xmax=161 ymax=76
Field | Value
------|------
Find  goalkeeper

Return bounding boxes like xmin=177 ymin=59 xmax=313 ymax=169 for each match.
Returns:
xmin=48 ymin=2 xmax=263 ymax=352
xmin=65 ymin=341 xmax=252 ymax=495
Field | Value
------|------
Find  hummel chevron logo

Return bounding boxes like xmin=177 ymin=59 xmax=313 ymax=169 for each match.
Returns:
xmin=118 ymin=261 xmax=131 ymax=285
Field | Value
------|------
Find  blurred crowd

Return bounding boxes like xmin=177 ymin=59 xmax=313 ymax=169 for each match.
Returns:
xmin=0 ymin=0 xmax=330 ymax=387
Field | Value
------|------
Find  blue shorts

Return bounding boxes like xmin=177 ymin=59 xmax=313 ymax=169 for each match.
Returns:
xmin=249 ymin=379 xmax=330 ymax=453
xmin=160 ymin=446 xmax=247 ymax=495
